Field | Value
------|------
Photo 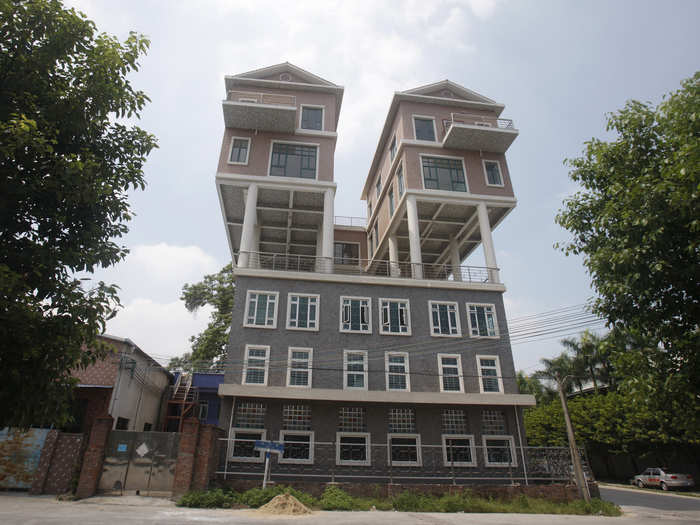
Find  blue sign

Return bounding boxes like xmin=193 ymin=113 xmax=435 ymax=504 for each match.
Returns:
xmin=117 ymin=443 xmax=128 ymax=453
xmin=254 ymin=440 xmax=285 ymax=453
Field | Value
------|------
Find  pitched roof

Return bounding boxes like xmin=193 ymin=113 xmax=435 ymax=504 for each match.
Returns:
xmin=229 ymin=61 xmax=338 ymax=87
xmin=401 ymin=79 xmax=497 ymax=104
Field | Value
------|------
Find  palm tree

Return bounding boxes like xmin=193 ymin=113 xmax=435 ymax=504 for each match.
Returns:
xmin=561 ymin=330 xmax=604 ymax=393
xmin=535 ymin=352 xmax=577 ymax=393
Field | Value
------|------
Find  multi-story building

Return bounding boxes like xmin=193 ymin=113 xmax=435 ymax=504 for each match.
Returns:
xmin=216 ymin=63 xmax=535 ymax=483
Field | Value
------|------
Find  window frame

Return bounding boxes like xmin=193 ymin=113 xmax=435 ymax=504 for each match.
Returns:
xmin=227 ymin=136 xmax=251 ymax=165
xmin=286 ymin=347 xmax=313 ymax=388
xmin=278 ymin=430 xmax=315 ymax=464
xmin=412 ymin=115 xmax=438 ymax=142
xmin=419 ymin=153 xmax=469 ymax=193
xmin=299 ymin=104 xmax=325 ymax=131
xmin=243 ymin=290 xmax=279 ymax=329
xmin=482 ymin=435 xmax=518 ymax=467
xmin=241 ymin=344 xmax=270 ymax=386
xmin=476 ymin=354 xmax=503 ymax=394
xmin=428 ymin=300 xmax=462 ymax=337
xmin=267 ymin=140 xmax=319 ymax=180
xmin=437 ymin=353 xmax=465 ymax=393
xmin=334 ymin=241 xmax=361 ymax=266
xmin=379 ymin=298 xmax=411 ymax=336
xmin=198 ymin=400 xmax=209 ymax=421
xmin=385 ymin=351 xmax=410 ymax=392
xmin=230 ymin=428 xmax=267 ymax=463
xmin=389 ymin=135 xmax=397 ymax=162
xmin=286 ymin=293 xmax=320 ymax=331
xmin=442 ymin=434 xmax=477 ymax=467
xmin=467 ymin=303 xmax=499 ymax=339
xmin=387 ymin=433 xmax=422 ymax=467
xmin=336 ymin=431 xmax=371 ymax=466
xmin=397 ymin=163 xmax=405 ymax=197
xmin=343 ymin=350 xmax=368 ymax=390
xmin=375 ymin=177 xmax=382 ymax=200
xmin=339 ymin=296 xmax=372 ymax=334
xmin=388 ymin=188 xmax=395 ymax=216
xmin=482 ymin=159 xmax=504 ymax=187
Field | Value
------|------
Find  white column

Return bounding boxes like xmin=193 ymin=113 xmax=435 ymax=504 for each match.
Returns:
xmin=252 ymin=225 xmax=261 ymax=268
xmin=450 ymin=241 xmax=462 ymax=281
xmin=238 ymin=183 xmax=258 ymax=268
xmin=321 ymin=188 xmax=335 ymax=273
xmin=406 ymin=194 xmax=423 ymax=279
xmin=477 ymin=202 xmax=499 ymax=282
xmin=388 ymin=234 xmax=400 ymax=277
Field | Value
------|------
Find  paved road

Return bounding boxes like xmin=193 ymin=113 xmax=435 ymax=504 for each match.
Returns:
xmin=600 ymin=485 xmax=700 ymax=512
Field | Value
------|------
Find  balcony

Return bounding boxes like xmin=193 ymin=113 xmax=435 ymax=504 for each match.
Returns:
xmin=222 ymin=90 xmax=297 ymax=133
xmin=334 ymin=215 xmax=368 ymax=228
xmin=442 ymin=112 xmax=518 ymax=153
xmin=237 ymin=251 xmax=499 ymax=284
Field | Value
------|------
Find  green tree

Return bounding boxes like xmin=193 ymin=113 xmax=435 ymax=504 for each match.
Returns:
xmin=516 ymin=370 xmax=555 ymax=405
xmin=180 ymin=263 xmax=235 ymax=363
xmin=556 ymin=72 xmax=700 ymax=441
xmin=0 ymin=0 xmax=156 ymax=428
xmin=561 ymin=331 xmax=606 ymax=393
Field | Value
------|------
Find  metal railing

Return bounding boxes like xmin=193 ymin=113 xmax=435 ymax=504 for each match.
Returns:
xmin=334 ymin=216 xmax=368 ymax=228
xmin=444 ymin=112 xmax=515 ymax=133
xmin=227 ymin=90 xmax=296 ymax=107
xmin=237 ymin=251 xmax=499 ymax=284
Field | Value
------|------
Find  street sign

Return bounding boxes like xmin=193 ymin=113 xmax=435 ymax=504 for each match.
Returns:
xmin=254 ymin=440 xmax=285 ymax=454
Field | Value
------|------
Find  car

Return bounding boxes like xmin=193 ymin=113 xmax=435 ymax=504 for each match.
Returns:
xmin=631 ymin=467 xmax=695 ymax=491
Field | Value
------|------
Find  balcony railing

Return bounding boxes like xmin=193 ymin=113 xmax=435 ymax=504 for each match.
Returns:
xmin=443 ymin=112 xmax=515 ymax=133
xmin=227 ymin=90 xmax=296 ymax=107
xmin=334 ymin=215 xmax=368 ymax=228
xmin=237 ymin=251 xmax=499 ymax=284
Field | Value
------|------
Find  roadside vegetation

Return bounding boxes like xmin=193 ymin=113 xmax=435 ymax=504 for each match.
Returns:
xmin=177 ymin=485 xmax=621 ymax=516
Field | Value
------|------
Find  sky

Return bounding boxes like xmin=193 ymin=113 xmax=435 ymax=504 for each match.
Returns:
xmin=66 ymin=0 xmax=700 ymax=371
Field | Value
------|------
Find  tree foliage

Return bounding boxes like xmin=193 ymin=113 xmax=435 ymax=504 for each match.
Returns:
xmin=180 ymin=263 xmax=234 ymax=365
xmin=0 ymin=0 xmax=156 ymax=428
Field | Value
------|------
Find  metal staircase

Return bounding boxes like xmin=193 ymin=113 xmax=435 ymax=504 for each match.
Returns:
xmin=163 ymin=373 xmax=199 ymax=432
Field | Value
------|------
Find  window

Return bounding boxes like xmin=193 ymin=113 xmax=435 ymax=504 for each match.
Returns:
xmin=286 ymin=293 xmax=319 ymax=331
xmin=368 ymin=201 xmax=373 ymax=218
xmin=380 ymin=298 xmax=410 ymax=335
xmin=442 ymin=435 xmax=476 ymax=467
xmin=438 ymin=354 xmax=464 ymax=392
xmin=338 ymin=407 xmax=366 ymax=432
xmin=269 ymin=142 xmax=317 ymax=179
xmin=279 ymin=431 xmax=314 ymax=464
xmin=483 ymin=160 xmax=503 ymax=186
xmin=115 ymin=417 xmax=129 ymax=430
xmin=287 ymin=348 xmax=312 ymax=387
xmin=373 ymin=223 xmax=379 ymax=250
xmin=397 ymin=164 xmax=405 ymax=197
xmin=389 ymin=135 xmax=397 ymax=161
xmin=234 ymin=401 xmax=266 ymax=429
xmin=481 ymin=410 xmax=507 ymax=434
xmin=370 ymin=232 xmax=375 ymax=257
xmin=334 ymin=242 xmax=360 ymax=265
xmin=340 ymin=296 xmax=371 ymax=333
xmin=442 ymin=409 xmax=468 ymax=434
xmin=385 ymin=353 xmax=410 ymax=391
xmin=388 ymin=408 xmax=416 ymax=433
xmin=336 ymin=432 xmax=371 ymax=465
xmin=477 ymin=355 xmax=503 ymax=393
xmin=283 ymin=404 xmax=312 ymax=430
xmin=244 ymin=291 xmax=278 ymax=328
xmin=413 ymin=116 xmax=436 ymax=141
xmin=231 ymin=429 xmax=266 ymax=462
xmin=388 ymin=188 xmax=395 ymax=216
xmin=468 ymin=304 xmax=498 ymax=337
xmin=375 ymin=177 xmax=382 ymax=199
xmin=143 ymin=422 xmax=152 ymax=432
xmin=429 ymin=301 xmax=461 ymax=337
xmin=483 ymin=435 xmax=517 ymax=467
xmin=300 ymin=106 xmax=323 ymax=130
xmin=228 ymin=137 xmax=250 ymax=165
xmin=242 ymin=345 xmax=269 ymax=385
xmin=388 ymin=434 xmax=421 ymax=466
xmin=422 ymin=156 xmax=467 ymax=192
xmin=343 ymin=350 xmax=368 ymax=389
xmin=198 ymin=401 xmax=209 ymax=421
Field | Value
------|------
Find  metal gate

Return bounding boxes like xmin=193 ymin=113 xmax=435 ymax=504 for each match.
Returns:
xmin=0 ymin=428 xmax=50 ymax=489
xmin=99 ymin=430 xmax=180 ymax=494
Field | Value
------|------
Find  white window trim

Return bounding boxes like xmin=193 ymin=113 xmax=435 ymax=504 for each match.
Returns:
xmin=466 ymin=303 xmax=499 ymax=339
xmin=437 ymin=353 xmax=465 ymax=393
xmin=286 ymin=347 xmax=313 ymax=388
xmin=336 ymin=431 xmax=371 ymax=466
xmin=299 ymin=104 xmax=325 ymax=131
xmin=267 ymin=140 xmax=320 ymax=180
xmin=428 ymin=300 xmax=462 ymax=338
xmin=476 ymin=354 xmax=504 ymax=394
xmin=278 ymin=430 xmax=315 ymax=465
xmin=482 ymin=159 xmax=504 ymax=187
xmin=387 ymin=433 xmax=422 ymax=467
xmin=482 ymin=435 xmax=517 ymax=467
xmin=242 ymin=344 xmax=270 ymax=386
xmin=379 ymin=298 xmax=412 ymax=336
xmin=230 ymin=428 xmax=266 ymax=462
xmin=385 ymin=351 xmax=410 ymax=392
xmin=419 ymin=153 xmax=470 ymax=193
xmin=343 ymin=350 xmax=368 ymax=390
xmin=441 ymin=434 xmax=477 ymax=467
xmin=339 ymin=296 xmax=372 ymax=334
xmin=227 ymin=136 xmax=251 ymax=165
xmin=285 ymin=293 xmax=320 ymax=332
xmin=412 ymin=114 xmax=438 ymax=142
xmin=243 ymin=290 xmax=279 ymax=329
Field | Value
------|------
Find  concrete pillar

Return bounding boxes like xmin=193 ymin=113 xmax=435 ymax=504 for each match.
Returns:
xmin=321 ymin=188 xmax=335 ymax=273
xmin=173 ymin=418 xmax=200 ymax=496
xmin=252 ymin=225 xmax=261 ymax=268
xmin=450 ymin=241 xmax=462 ymax=281
xmin=406 ymin=194 xmax=423 ymax=279
xmin=388 ymin=234 xmax=400 ymax=277
xmin=238 ymin=183 xmax=258 ymax=269
xmin=477 ymin=202 xmax=499 ymax=282
xmin=315 ymin=228 xmax=324 ymax=272
xmin=75 ymin=416 xmax=113 ymax=499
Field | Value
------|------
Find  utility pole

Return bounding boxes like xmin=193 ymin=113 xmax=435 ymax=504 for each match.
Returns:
xmin=558 ymin=378 xmax=591 ymax=502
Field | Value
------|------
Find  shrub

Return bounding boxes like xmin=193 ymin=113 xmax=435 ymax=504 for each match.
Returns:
xmin=392 ymin=491 xmax=442 ymax=512
xmin=319 ymin=485 xmax=354 ymax=510
xmin=177 ymin=489 xmax=238 ymax=508
xmin=238 ymin=485 xmax=316 ymax=509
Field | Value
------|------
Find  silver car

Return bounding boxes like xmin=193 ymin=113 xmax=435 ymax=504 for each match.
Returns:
xmin=632 ymin=467 xmax=695 ymax=491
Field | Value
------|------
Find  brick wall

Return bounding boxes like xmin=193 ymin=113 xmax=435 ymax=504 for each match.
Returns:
xmin=75 ymin=416 xmax=113 ymax=499
xmin=72 ymin=353 xmax=120 ymax=386
xmin=31 ymin=431 xmax=85 ymax=495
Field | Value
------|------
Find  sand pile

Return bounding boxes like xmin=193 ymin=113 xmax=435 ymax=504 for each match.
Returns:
xmin=257 ymin=493 xmax=312 ymax=515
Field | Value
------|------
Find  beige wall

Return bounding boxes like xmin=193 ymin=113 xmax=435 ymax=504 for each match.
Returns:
xmin=334 ymin=228 xmax=368 ymax=261
xmin=397 ymin=100 xmax=498 ymax=142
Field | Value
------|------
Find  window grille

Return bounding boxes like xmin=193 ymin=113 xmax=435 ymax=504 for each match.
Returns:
xmin=338 ymin=407 xmax=366 ymax=432
xmin=234 ymin=401 xmax=266 ymax=429
xmin=282 ymin=404 xmax=312 ymax=431
xmin=482 ymin=409 xmax=507 ymax=434
xmin=389 ymin=408 xmax=416 ymax=433
xmin=442 ymin=409 xmax=468 ymax=434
